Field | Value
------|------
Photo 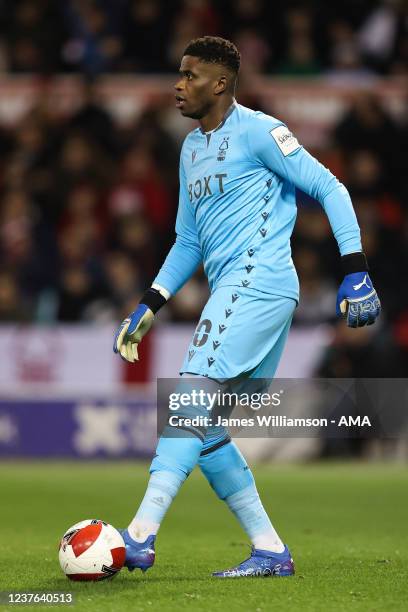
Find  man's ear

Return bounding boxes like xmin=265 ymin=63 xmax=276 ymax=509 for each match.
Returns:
xmin=214 ymin=75 xmax=227 ymax=95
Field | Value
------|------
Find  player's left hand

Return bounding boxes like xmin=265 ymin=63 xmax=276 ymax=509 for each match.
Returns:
xmin=336 ymin=272 xmax=381 ymax=328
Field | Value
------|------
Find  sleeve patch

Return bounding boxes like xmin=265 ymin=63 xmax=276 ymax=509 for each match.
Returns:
xmin=269 ymin=125 xmax=301 ymax=156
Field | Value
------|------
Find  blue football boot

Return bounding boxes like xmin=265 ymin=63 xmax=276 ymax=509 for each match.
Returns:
xmin=120 ymin=529 xmax=156 ymax=572
xmin=212 ymin=545 xmax=294 ymax=578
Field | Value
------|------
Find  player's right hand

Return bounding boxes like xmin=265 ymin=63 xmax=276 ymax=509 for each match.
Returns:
xmin=113 ymin=304 xmax=154 ymax=363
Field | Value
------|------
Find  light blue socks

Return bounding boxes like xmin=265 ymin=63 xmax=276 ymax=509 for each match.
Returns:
xmin=199 ymin=440 xmax=285 ymax=553
xmin=128 ymin=427 xmax=204 ymax=542
xmin=128 ymin=374 xmax=285 ymax=552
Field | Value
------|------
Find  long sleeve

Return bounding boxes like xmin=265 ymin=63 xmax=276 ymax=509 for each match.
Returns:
xmin=153 ymin=155 xmax=203 ymax=295
xmin=247 ymin=118 xmax=362 ymax=255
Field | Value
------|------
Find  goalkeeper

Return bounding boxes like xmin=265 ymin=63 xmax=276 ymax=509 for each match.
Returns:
xmin=114 ymin=36 xmax=380 ymax=578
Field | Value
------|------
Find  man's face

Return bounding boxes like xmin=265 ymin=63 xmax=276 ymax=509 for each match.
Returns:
xmin=174 ymin=55 xmax=226 ymax=119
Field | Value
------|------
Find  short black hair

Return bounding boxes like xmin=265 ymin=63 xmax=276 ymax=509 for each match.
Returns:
xmin=183 ymin=36 xmax=240 ymax=75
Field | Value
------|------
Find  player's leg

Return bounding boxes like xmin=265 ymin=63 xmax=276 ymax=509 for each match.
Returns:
xmin=122 ymin=374 xmax=214 ymax=571
xmin=123 ymin=287 xmax=229 ymax=572
xmin=125 ymin=375 xmax=217 ymax=547
xmin=196 ymin=292 xmax=296 ymax=576
xmin=123 ymin=435 xmax=203 ymax=571
xmin=200 ymin=436 xmax=294 ymax=577
xmin=200 ymin=435 xmax=286 ymax=552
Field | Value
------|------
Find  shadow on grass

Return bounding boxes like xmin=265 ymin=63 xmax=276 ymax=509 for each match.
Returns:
xmin=32 ymin=573 xmax=210 ymax=592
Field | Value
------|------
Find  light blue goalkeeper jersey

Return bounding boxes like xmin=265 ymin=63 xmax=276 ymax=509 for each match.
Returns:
xmin=154 ymin=102 xmax=362 ymax=301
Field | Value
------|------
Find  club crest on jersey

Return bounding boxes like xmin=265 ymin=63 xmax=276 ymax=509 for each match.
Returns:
xmin=217 ymin=137 xmax=229 ymax=161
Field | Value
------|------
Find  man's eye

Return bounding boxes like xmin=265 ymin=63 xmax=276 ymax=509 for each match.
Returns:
xmin=187 ymin=73 xmax=192 ymax=80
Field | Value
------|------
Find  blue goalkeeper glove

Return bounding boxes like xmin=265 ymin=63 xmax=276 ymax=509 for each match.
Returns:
xmin=113 ymin=287 xmax=169 ymax=363
xmin=336 ymin=253 xmax=381 ymax=328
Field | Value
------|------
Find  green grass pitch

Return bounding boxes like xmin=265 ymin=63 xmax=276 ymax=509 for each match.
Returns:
xmin=0 ymin=462 xmax=407 ymax=611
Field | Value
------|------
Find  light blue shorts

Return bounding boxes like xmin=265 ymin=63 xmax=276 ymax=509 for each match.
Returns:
xmin=180 ymin=286 xmax=296 ymax=380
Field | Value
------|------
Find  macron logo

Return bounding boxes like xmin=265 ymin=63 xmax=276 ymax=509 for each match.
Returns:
xmin=353 ymin=274 xmax=371 ymax=291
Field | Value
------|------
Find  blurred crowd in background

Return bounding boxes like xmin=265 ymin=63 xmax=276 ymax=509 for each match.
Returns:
xmin=0 ymin=0 xmax=407 ymax=379
xmin=0 ymin=0 xmax=407 ymax=77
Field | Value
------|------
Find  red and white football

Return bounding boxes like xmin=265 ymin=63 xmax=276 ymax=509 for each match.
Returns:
xmin=58 ymin=519 xmax=126 ymax=581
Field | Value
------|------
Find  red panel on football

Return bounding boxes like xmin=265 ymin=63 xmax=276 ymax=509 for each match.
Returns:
xmin=70 ymin=524 xmax=102 ymax=558
xmin=111 ymin=546 xmax=126 ymax=569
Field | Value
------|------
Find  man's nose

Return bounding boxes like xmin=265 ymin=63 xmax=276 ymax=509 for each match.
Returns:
xmin=174 ymin=78 xmax=184 ymax=91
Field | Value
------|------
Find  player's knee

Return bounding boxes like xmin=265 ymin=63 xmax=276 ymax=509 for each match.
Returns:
xmin=199 ymin=441 xmax=254 ymax=499
xmin=150 ymin=435 xmax=203 ymax=478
